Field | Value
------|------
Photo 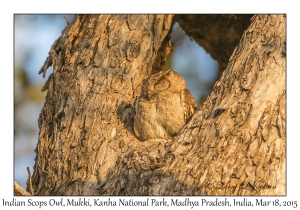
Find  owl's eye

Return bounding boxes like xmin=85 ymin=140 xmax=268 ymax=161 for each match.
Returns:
xmin=154 ymin=79 xmax=170 ymax=92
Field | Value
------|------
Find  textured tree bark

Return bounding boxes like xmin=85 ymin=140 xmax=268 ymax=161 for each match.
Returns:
xmin=27 ymin=14 xmax=285 ymax=196
xmin=167 ymin=14 xmax=286 ymax=196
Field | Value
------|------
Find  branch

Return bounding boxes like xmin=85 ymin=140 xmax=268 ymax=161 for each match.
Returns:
xmin=14 ymin=181 xmax=32 ymax=196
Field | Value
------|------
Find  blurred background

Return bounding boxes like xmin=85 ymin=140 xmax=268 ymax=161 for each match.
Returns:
xmin=14 ymin=15 xmax=218 ymax=188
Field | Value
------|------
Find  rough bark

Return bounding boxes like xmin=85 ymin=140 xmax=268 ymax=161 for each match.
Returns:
xmin=28 ymin=14 xmax=285 ymax=196
xmin=167 ymin=14 xmax=286 ymax=196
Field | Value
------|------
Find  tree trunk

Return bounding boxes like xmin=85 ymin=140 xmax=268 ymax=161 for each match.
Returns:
xmin=27 ymin=14 xmax=285 ymax=196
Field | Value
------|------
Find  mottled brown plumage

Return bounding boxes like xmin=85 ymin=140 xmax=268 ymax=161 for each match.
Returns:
xmin=134 ymin=70 xmax=197 ymax=141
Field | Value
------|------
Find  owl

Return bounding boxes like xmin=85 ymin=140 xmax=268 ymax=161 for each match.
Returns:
xmin=134 ymin=69 xmax=197 ymax=141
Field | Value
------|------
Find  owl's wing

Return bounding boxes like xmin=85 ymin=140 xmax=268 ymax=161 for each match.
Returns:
xmin=181 ymin=89 xmax=197 ymax=122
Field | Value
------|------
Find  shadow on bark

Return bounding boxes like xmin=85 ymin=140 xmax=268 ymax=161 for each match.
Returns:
xmin=116 ymin=101 xmax=136 ymax=138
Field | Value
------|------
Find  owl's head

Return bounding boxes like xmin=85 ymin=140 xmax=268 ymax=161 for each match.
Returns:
xmin=143 ymin=69 xmax=186 ymax=98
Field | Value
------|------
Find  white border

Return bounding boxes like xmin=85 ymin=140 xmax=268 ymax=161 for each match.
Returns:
xmin=2 ymin=1 xmax=299 ymax=209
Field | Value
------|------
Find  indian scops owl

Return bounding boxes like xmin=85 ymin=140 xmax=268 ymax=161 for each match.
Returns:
xmin=134 ymin=69 xmax=197 ymax=141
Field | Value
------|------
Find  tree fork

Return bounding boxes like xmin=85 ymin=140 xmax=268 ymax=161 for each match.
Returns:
xmin=19 ymin=14 xmax=285 ymax=196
